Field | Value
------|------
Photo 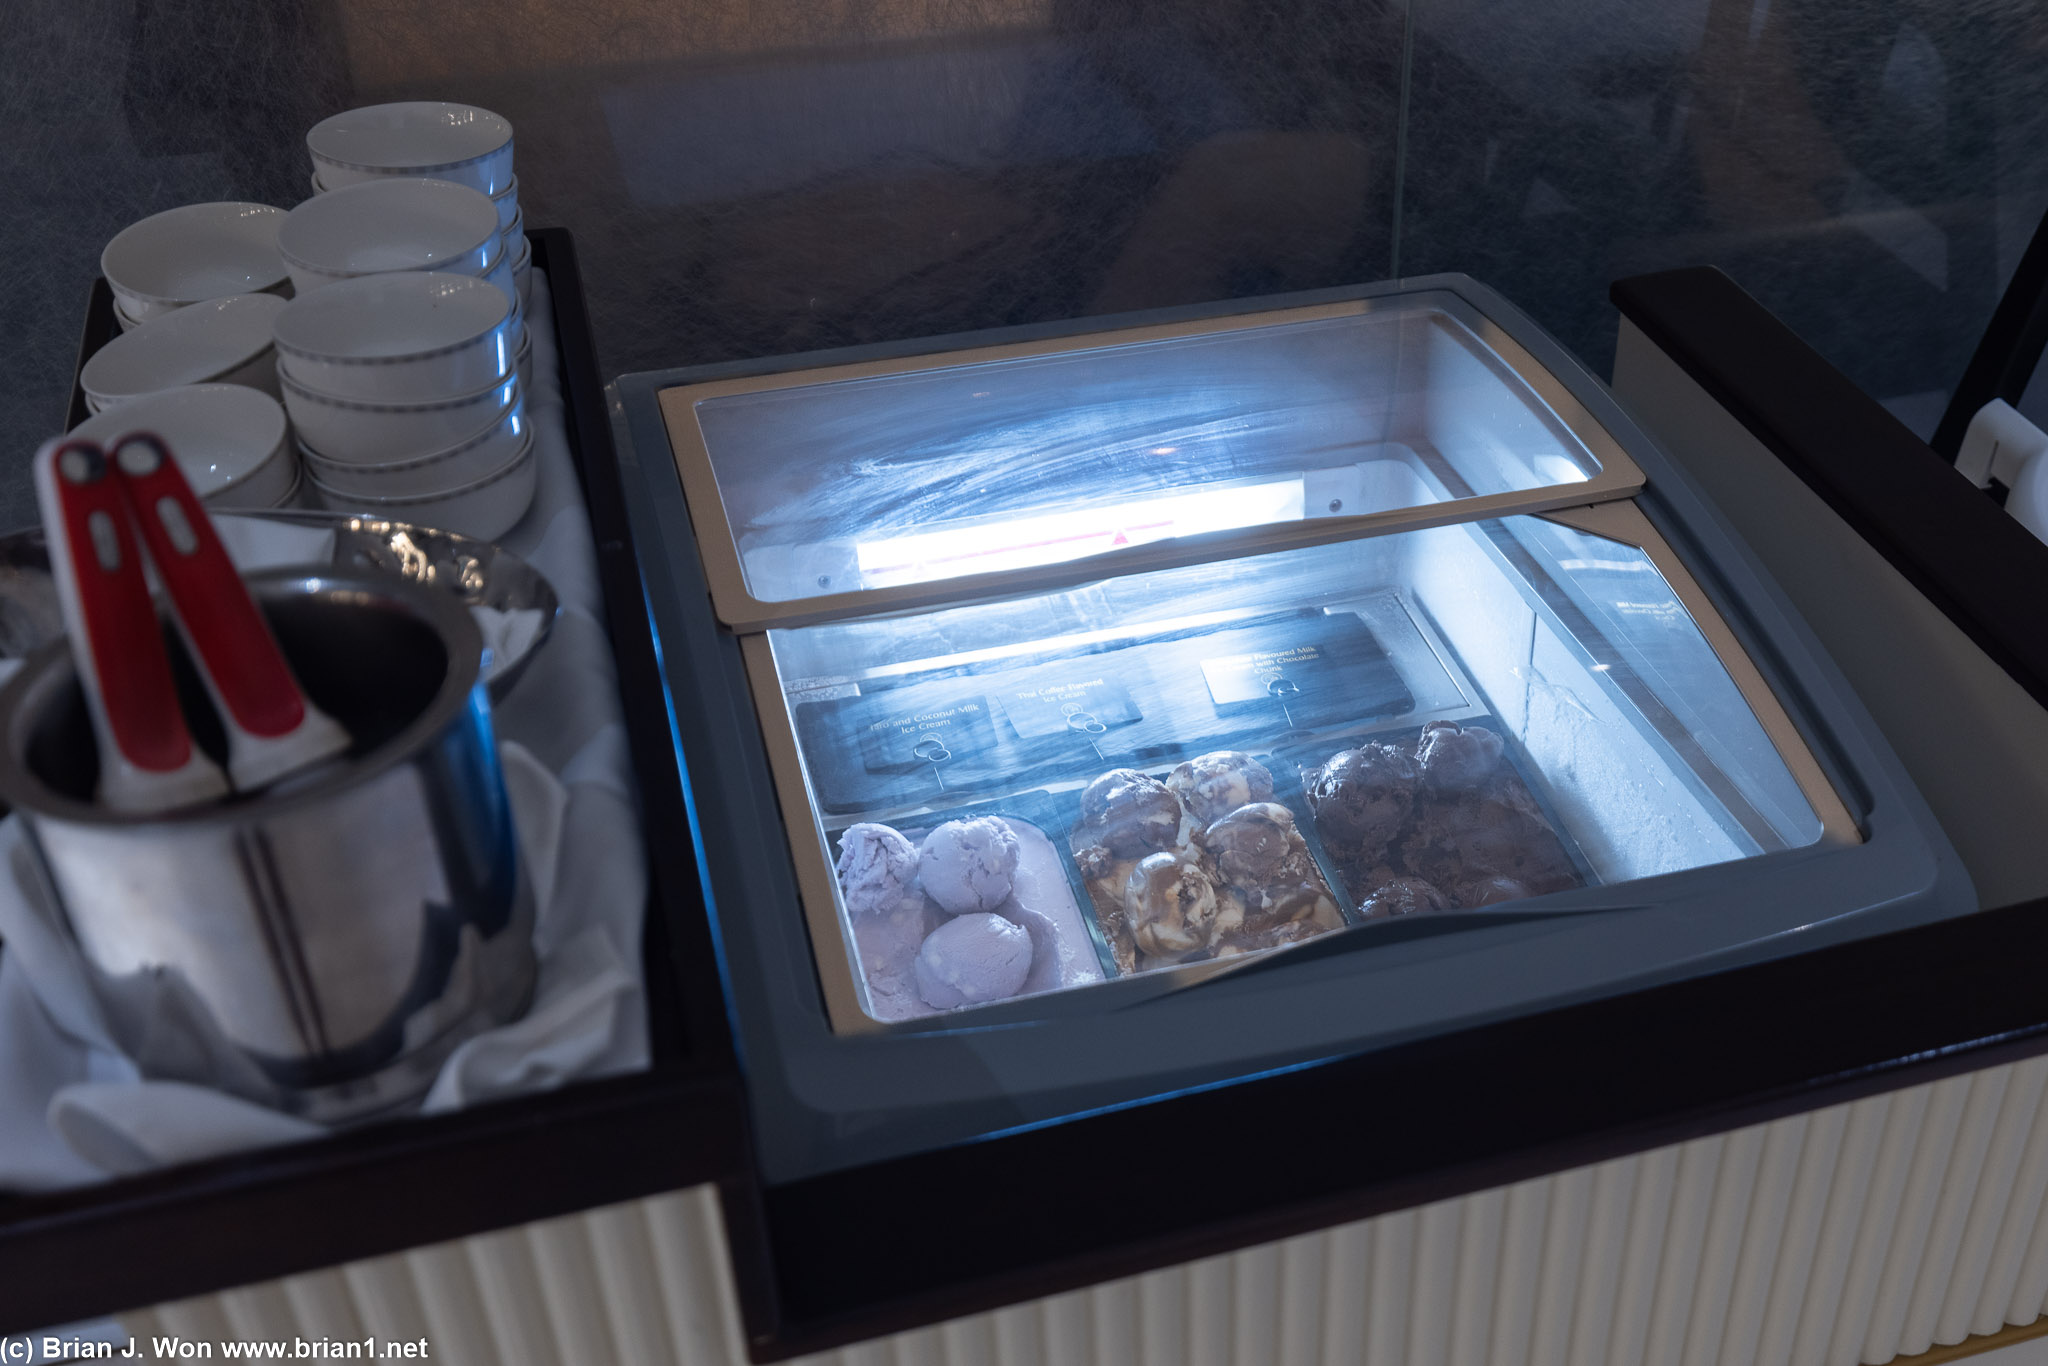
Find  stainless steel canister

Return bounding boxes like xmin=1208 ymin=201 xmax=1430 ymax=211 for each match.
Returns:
xmin=0 ymin=567 xmax=536 ymax=1122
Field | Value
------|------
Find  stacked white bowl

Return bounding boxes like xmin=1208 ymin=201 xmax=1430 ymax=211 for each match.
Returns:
xmin=71 ymin=385 xmax=299 ymax=510
xmin=99 ymin=202 xmax=290 ymax=331
xmin=304 ymin=103 xmax=529 ymax=312
xmin=80 ymin=293 xmax=287 ymax=413
xmin=273 ymin=271 xmax=536 ymax=542
xmin=89 ymin=208 xmax=298 ymax=505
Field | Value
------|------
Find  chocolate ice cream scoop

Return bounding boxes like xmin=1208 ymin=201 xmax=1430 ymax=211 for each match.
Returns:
xmin=1304 ymin=743 xmax=1417 ymax=855
xmin=1402 ymin=781 xmax=1579 ymax=895
xmin=1077 ymin=768 xmax=1185 ymax=858
xmin=1454 ymin=875 xmax=1529 ymax=908
xmin=1415 ymin=720 xmax=1505 ymax=791
xmin=1124 ymin=852 xmax=1220 ymax=961
xmin=1359 ymin=876 xmax=1447 ymax=918
xmin=1167 ymin=751 xmax=1275 ymax=825
xmin=1202 ymin=802 xmax=1302 ymax=887
xmin=1072 ymin=842 xmax=1118 ymax=884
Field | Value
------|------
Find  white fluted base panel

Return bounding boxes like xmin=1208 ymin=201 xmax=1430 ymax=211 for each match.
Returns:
xmin=122 ymin=1055 xmax=2048 ymax=1365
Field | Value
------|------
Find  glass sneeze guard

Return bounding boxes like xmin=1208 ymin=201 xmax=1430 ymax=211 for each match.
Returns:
xmin=661 ymin=291 xmax=1647 ymax=629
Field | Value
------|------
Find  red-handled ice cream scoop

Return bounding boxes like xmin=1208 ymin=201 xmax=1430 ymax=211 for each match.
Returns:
xmin=107 ymin=432 xmax=350 ymax=792
xmin=33 ymin=437 xmax=228 ymax=813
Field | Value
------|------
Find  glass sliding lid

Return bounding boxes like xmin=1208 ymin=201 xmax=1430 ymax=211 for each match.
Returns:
xmin=659 ymin=292 xmax=1646 ymax=629
xmin=745 ymin=502 xmax=1858 ymax=1033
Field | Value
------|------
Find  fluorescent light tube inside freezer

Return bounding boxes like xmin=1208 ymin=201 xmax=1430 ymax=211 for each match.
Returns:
xmin=855 ymin=478 xmax=1307 ymax=588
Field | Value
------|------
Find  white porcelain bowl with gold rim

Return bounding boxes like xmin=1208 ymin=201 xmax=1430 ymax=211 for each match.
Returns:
xmin=490 ymin=177 xmax=520 ymax=231
xmin=71 ymin=383 xmax=295 ymax=509
xmin=311 ymin=170 xmax=519 ymax=234
xmin=282 ymin=369 xmax=519 ymax=464
xmin=307 ymin=102 xmax=515 ymax=197
xmin=272 ymin=272 xmax=513 ymax=403
xmin=477 ymin=241 xmax=516 ymax=309
xmin=101 ymin=202 xmax=289 ymax=318
xmin=309 ymin=429 xmax=536 ymax=542
xmin=83 ymin=294 xmax=286 ymax=411
xmin=300 ymin=403 xmax=528 ymax=497
xmin=510 ymin=233 xmax=532 ymax=310
xmin=278 ymin=179 xmax=499 ymax=296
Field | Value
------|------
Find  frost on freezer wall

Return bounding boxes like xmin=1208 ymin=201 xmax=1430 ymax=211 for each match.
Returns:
xmin=1519 ymin=618 xmax=1742 ymax=885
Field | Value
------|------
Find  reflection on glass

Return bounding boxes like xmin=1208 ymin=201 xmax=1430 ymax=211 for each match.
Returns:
xmin=696 ymin=294 xmax=1599 ymax=602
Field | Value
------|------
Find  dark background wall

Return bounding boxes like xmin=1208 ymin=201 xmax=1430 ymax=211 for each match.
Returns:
xmin=6 ymin=0 xmax=2046 ymax=528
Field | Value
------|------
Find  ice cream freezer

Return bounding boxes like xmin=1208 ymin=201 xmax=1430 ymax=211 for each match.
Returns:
xmin=14 ymin=250 xmax=2048 ymax=1362
xmin=606 ymin=274 xmax=1982 ymax=1349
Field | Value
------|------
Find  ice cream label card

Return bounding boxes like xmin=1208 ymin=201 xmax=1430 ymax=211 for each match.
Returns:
xmin=858 ymin=697 xmax=998 ymax=774
xmin=996 ymin=672 xmax=1141 ymax=739
xmin=798 ymin=689 xmax=1011 ymax=811
xmin=1200 ymin=643 xmax=1333 ymax=706
xmin=1195 ymin=617 xmax=1404 ymax=725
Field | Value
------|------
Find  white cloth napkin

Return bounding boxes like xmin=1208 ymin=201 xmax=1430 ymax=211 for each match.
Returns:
xmin=0 ymin=269 xmax=651 ymax=1190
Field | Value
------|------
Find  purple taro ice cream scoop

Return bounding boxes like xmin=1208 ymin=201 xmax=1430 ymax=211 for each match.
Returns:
xmin=914 ymin=912 xmax=1034 ymax=1008
xmin=919 ymin=816 xmax=1021 ymax=915
xmin=836 ymin=822 xmax=919 ymax=915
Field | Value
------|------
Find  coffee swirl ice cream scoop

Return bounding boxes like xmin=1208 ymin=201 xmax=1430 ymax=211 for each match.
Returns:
xmin=1200 ymin=801 xmax=1307 ymax=887
xmin=1259 ymin=881 xmax=1342 ymax=928
xmin=1077 ymin=768 xmax=1185 ymax=857
xmin=1217 ymin=881 xmax=1342 ymax=952
xmin=1124 ymin=852 xmax=1221 ymax=961
xmin=1167 ymin=751 xmax=1274 ymax=825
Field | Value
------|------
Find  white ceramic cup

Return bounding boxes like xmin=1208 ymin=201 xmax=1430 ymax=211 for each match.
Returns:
xmin=71 ymin=384 xmax=293 ymax=508
xmin=272 ymin=272 xmax=513 ymax=403
xmin=282 ymin=369 xmax=520 ymax=464
xmin=515 ymin=325 xmax=533 ymax=391
xmin=299 ymin=400 xmax=528 ymax=496
xmin=83 ymin=294 xmax=287 ymax=410
xmin=102 ymin=203 xmax=289 ymax=318
xmin=309 ymin=431 xmax=536 ymax=542
xmin=278 ymin=179 xmax=499 ymax=296
xmin=307 ymin=103 xmax=515 ymax=197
